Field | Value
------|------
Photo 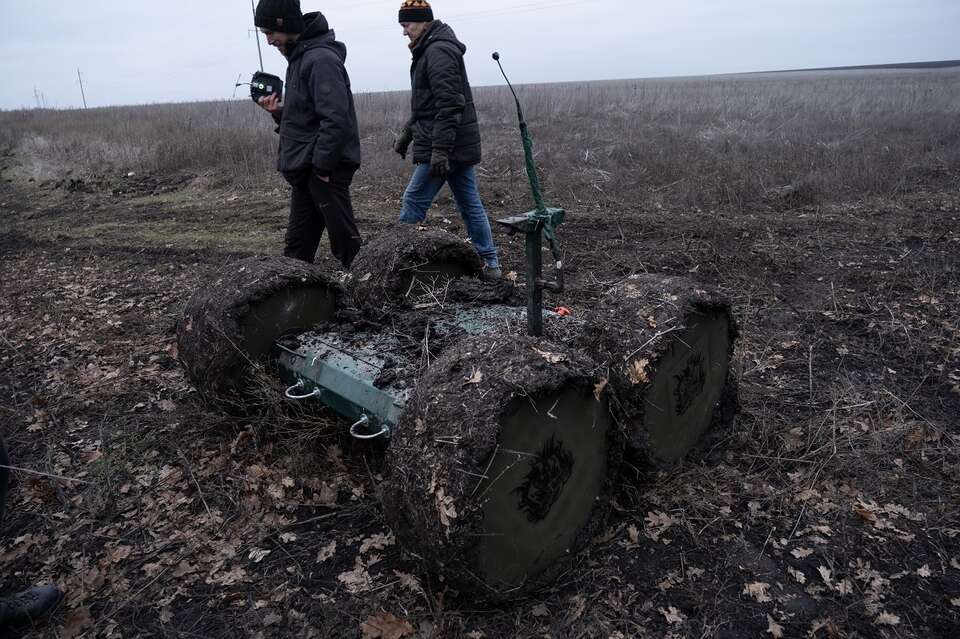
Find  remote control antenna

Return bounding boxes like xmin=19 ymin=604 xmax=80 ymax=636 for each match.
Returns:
xmin=251 ymin=0 xmax=264 ymax=72
xmin=492 ymin=52 xmax=545 ymax=214
xmin=238 ymin=1 xmax=283 ymax=102
xmin=491 ymin=51 xmax=565 ymax=336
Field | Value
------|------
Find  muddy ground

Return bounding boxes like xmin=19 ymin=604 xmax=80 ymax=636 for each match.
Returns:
xmin=0 ymin=158 xmax=958 ymax=638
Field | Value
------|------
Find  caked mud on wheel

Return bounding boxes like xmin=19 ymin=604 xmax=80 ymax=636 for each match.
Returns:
xmin=583 ymin=274 xmax=739 ymax=466
xmin=349 ymin=225 xmax=482 ymax=312
xmin=177 ymin=256 xmax=344 ymax=410
xmin=380 ymin=334 xmax=623 ymax=597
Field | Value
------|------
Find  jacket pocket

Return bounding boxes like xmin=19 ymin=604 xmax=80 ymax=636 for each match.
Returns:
xmin=278 ymin=133 xmax=316 ymax=174
xmin=280 ymin=126 xmax=316 ymax=144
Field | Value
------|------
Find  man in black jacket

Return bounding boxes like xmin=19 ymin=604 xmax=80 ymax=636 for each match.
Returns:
xmin=255 ymin=0 xmax=362 ymax=269
xmin=394 ymin=0 xmax=501 ymax=280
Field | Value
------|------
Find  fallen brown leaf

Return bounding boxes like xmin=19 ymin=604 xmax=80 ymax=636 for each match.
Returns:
xmin=787 ymin=566 xmax=807 ymax=584
xmin=743 ymin=581 xmax=772 ymax=603
xmin=810 ymin=618 xmax=843 ymax=639
xmin=566 ymin=594 xmax=587 ymax=623
xmin=644 ymin=511 xmax=674 ymax=543
xmin=361 ymin=612 xmax=415 ymax=639
xmin=658 ymin=606 xmax=685 ymax=624
xmin=874 ymin=611 xmax=900 ymax=626
xmin=248 ymin=548 xmax=271 ymax=563
xmin=394 ymin=570 xmax=423 ymax=595
xmin=533 ymin=347 xmax=567 ymax=364
xmin=853 ymin=501 xmax=877 ymax=522
xmin=108 ymin=545 xmax=132 ymax=563
xmin=61 ymin=608 xmax=93 ymax=639
xmin=435 ymin=487 xmax=458 ymax=527
xmin=593 ymin=377 xmax=608 ymax=401
xmin=817 ymin=565 xmax=834 ymax=588
xmin=316 ymin=540 xmax=337 ymax=563
xmin=263 ymin=612 xmax=282 ymax=626
xmin=338 ymin=556 xmax=373 ymax=594
xmin=627 ymin=358 xmax=650 ymax=385
xmin=766 ymin=615 xmax=784 ymax=639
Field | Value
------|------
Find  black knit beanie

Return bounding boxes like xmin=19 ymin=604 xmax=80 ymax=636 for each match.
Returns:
xmin=255 ymin=0 xmax=305 ymax=34
xmin=398 ymin=0 xmax=434 ymax=23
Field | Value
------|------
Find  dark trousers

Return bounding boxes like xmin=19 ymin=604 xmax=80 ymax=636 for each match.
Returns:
xmin=285 ymin=165 xmax=362 ymax=269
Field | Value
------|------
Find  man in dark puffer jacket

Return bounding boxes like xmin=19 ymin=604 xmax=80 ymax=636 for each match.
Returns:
xmin=394 ymin=0 xmax=501 ymax=280
xmin=255 ymin=0 xmax=362 ymax=269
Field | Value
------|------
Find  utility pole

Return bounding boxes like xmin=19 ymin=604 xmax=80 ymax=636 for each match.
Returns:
xmin=34 ymin=86 xmax=41 ymax=109
xmin=77 ymin=68 xmax=88 ymax=109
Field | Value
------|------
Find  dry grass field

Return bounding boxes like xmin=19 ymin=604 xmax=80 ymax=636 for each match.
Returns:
xmin=0 ymin=67 xmax=959 ymax=638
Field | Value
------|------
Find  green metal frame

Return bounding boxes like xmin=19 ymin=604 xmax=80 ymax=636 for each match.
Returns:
xmin=274 ymin=334 xmax=408 ymax=438
xmin=274 ymin=305 xmax=528 ymax=439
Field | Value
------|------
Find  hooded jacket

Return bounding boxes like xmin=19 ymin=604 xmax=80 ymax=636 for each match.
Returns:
xmin=407 ymin=21 xmax=481 ymax=165
xmin=276 ymin=12 xmax=361 ymax=178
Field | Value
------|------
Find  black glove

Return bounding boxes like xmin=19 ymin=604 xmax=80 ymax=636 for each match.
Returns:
xmin=430 ymin=150 xmax=449 ymax=179
xmin=394 ymin=127 xmax=413 ymax=159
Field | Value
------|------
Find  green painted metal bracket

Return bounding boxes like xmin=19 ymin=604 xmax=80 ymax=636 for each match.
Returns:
xmin=272 ymin=305 xmax=528 ymax=439
xmin=496 ymin=207 xmax=566 ymax=337
xmin=496 ymin=207 xmax=566 ymax=234
xmin=274 ymin=336 xmax=408 ymax=439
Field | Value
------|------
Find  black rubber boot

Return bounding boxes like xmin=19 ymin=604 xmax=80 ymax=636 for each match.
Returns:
xmin=0 ymin=585 xmax=63 ymax=629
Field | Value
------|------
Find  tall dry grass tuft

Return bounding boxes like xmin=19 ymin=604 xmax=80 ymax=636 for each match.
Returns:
xmin=1 ymin=68 xmax=958 ymax=209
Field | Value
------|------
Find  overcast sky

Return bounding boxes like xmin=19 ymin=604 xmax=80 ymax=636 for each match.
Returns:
xmin=1 ymin=0 xmax=957 ymax=110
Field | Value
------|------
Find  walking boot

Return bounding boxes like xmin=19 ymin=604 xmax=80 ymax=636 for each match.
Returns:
xmin=482 ymin=264 xmax=502 ymax=281
xmin=0 ymin=585 xmax=63 ymax=629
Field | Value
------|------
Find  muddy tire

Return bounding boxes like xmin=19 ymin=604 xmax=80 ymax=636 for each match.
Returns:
xmin=582 ymin=274 xmax=739 ymax=466
xmin=380 ymin=334 xmax=623 ymax=598
xmin=177 ymin=256 xmax=344 ymax=410
xmin=349 ymin=225 xmax=482 ymax=312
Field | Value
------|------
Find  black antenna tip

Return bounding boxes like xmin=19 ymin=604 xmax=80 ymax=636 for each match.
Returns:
xmin=492 ymin=52 xmax=500 ymax=61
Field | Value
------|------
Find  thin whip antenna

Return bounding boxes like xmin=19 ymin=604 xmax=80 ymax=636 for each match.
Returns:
xmin=492 ymin=51 xmax=525 ymax=125
xmin=251 ymin=0 xmax=264 ymax=72
xmin=492 ymin=51 xmax=545 ymax=213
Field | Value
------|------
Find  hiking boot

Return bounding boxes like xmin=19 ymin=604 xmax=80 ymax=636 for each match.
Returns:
xmin=481 ymin=265 xmax=502 ymax=281
xmin=0 ymin=585 xmax=63 ymax=629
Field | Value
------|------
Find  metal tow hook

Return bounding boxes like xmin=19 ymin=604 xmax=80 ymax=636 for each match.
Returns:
xmin=284 ymin=379 xmax=322 ymax=400
xmin=349 ymin=414 xmax=391 ymax=441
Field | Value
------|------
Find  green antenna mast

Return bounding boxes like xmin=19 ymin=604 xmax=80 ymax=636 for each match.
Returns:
xmin=492 ymin=52 xmax=565 ymax=337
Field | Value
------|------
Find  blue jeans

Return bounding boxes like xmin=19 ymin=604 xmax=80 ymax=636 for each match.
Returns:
xmin=399 ymin=163 xmax=499 ymax=268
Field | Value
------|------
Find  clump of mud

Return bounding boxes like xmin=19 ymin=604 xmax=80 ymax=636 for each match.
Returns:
xmin=380 ymin=332 xmax=623 ymax=597
xmin=580 ymin=274 xmax=739 ymax=465
xmin=177 ymin=256 xmax=344 ymax=411
xmin=349 ymin=224 xmax=483 ymax=312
